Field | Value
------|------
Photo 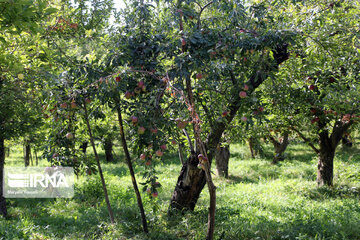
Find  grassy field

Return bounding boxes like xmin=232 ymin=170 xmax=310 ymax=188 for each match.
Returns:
xmin=1 ymin=142 xmax=360 ymax=239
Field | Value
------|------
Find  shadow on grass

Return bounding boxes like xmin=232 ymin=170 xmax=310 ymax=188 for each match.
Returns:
xmin=226 ymin=174 xmax=259 ymax=184
xmin=298 ymin=185 xmax=360 ymax=201
xmin=337 ymin=146 xmax=360 ymax=163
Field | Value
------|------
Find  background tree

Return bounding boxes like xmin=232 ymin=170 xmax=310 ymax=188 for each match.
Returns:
xmin=265 ymin=0 xmax=360 ymax=186
xmin=0 ymin=0 xmax=58 ymax=218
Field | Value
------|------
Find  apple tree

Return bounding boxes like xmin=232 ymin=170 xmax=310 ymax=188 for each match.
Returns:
xmin=0 ymin=0 xmax=58 ymax=218
xmin=264 ymin=0 xmax=360 ymax=186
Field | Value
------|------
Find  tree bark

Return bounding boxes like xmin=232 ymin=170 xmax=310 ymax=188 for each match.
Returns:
xmin=178 ymin=143 xmax=185 ymax=165
xmin=24 ymin=143 xmax=30 ymax=167
xmin=34 ymin=147 xmax=38 ymax=166
xmin=83 ymin=99 xmax=115 ymax=224
xmin=115 ymin=99 xmax=148 ymax=233
xmin=170 ymin=153 xmax=207 ymax=210
xmin=215 ymin=146 xmax=230 ymax=177
xmin=0 ymin=137 xmax=7 ymax=218
xmin=104 ymin=138 xmax=114 ymax=162
xmin=317 ymin=148 xmax=335 ymax=186
xmin=248 ymin=138 xmax=255 ymax=159
xmin=317 ymin=120 xmax=351 ymax=186
xmin=169 ymin=43 xmax=289 ymax=211
xmin=269 ymin=132 xmax=289 ymax=164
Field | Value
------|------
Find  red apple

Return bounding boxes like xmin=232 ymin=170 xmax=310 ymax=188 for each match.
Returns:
xmin=145 ymin=161 xmax=151 ymax=166
xmin=258 ymin=107 xmax=264 ymax=112
xmin=66 ymin=132 xmax=74 ymax=139
xmin=244 ymin=84 xmax=249 ymax=91
xmin=222 ymin=111 xmax=228 ymax=117
xmin=115 ymin=76 xmax=121 ymax=82
xmin=160 ymin=144 xmax=167 ymax=150
xmin=239 ymin=91 xmax=247 ymax=98
xmin=308 ymin=85 xmax=315 ymax=91
xmin=171 ymin=140 xmax=177 ymax=145
xmin=146 ymin=188 xmax=151 ymax=193
xmin=156 ymin=150 xmax=163 ymax=157
xmin=71 ymin=101 xmax=77 ymax=109
xmin=181 ymin=38 xmax=186 ymax=46
xmin=125 ymin=91 xmax=132 ymax=99
xmin=137 ymin=81 xmax=144 ymax=88
xmin=131 ymin=116 xmax=138 ymax=124
xmin=196 ymin=73 xmax=203 ymax=79
xmin=140 ymin=154 xmax=146 ymax=160
xmin=177 ymin=121 xmax=187 ymax=129
xmin=152 ymin=192 xmax=158 ymax=198
xmin=151 ymin=128 xmax=158 ymax=134
xmin=311 ymin=117 xmax=319 ymax=124
xmin=138 ymin=126 xmax=145 ymax=134
xmin=241 ymin=116 xmax=247 ymax=122
xmin=60 ymin=102 xmax=67 ymax=109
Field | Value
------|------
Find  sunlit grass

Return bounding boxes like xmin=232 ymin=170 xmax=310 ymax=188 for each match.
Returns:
xmin=1 ymin=141 xmax=360 ymax=239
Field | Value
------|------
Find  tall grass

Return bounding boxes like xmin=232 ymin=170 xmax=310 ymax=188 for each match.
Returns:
xmin=1 ymin=142 xmax=359 ymax=239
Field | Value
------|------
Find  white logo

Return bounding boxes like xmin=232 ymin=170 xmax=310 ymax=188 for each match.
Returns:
xmin=3 ymin=167 xmax=74 ymax=198
xmin=7 ymin=173 xmax=69 ymax=188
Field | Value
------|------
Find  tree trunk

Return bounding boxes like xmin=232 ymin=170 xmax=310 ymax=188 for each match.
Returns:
xmin=115 ymin=101 xmax=148 ymax=233
xmin=317 ymin=148 xmax=335 ymax=186
xmin=24 ymin=143 xmax=30 ymax=167
xmin=104 ymin=138 xmax=114 ymax=162
xmin=0 ymin=137 xmax=7 ymax=218
xmin=270 ymin=132 xmax=289 ymax=164
xmin=178 ymin=143 xmax=185 ymax=165
xmin=215 ymin=146 xmax=230 ymax=178
xmin=34 ymin=147 xmax=38 ymax=166
xmin=317 ymin=120 xmax=351 ymax=186
xmin=317 ymin=127 xmax=336 ymax=186
xmin=248 ymin=138 xmax=255 ymax=159
xmin=170 ymin=152 xmax=207 ymax=210
xmin=83 ymin=100 xmax=115 ymax=224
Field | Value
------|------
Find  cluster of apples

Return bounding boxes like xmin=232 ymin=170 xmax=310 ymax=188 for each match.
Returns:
xmin=48 ymin=17 xmax=78 ymax=32
xmin=139 ymin=143 xmax=167 ymax=166
xmin=175 ymin=118 xmax=188 ymax=129
xmin=239 ymin=84 xmax=249 ymax=99
xmin=145 ymin=181 xmax=161 ymax=198
xmin=123 ymin=81 xmax=146 ymax=100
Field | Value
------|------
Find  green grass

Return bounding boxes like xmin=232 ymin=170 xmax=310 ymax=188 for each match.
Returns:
xmin=1 ymin=142 xmax=360 ymax=239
